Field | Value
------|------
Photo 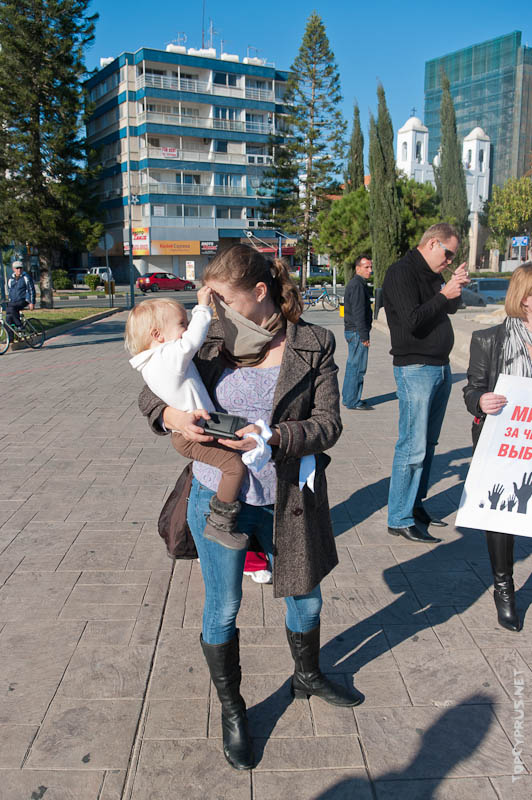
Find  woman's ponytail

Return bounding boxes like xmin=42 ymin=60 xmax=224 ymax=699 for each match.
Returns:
xmin=270 ymin=258 xmax=303 ymax=323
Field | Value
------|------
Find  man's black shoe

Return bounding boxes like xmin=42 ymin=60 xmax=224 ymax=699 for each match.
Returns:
xmin=387 ymin=525 xmax=442 ymax=543
xmin=413 ymin=505 xmax=447 ymax=528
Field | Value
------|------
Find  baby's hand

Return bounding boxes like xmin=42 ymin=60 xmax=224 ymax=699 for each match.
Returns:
xmin=197 ymin=286 xmax=212 ymax=306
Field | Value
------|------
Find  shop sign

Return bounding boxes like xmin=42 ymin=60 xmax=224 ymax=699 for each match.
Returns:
xmin=200 ymin=241 xmax=218 ymax=255
xmin=151 ymin=240 xmax=200 ymax=255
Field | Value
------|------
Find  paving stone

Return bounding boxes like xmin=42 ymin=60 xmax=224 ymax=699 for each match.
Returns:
xmin=253 ymin=734 xmax=364 ymax=770
xmin=144 ymin=697 xmax=208 ymax=739
xmin=81 ymin=620 xmax=136 ymax=645
xmin=253 ymin=769 xmax=373 ymax=800
xmin=374 ymin=777 xmax=498 ymax=799
xmin=26 ymin=698 xmax=142 ymax=769
xmin=0 ymin=724 xmax=38 ymax=767
xmin=489 ymin=775 xmax=532 ymax=799
xmin=57 ymin=644 xmax=153 ymax=698
xmin=149 ymin=629 xmax=209 ymax=698
xmin=129 ymin=739 xmax=251 ymax=800
xmin=0 ymin=770 xmax=105 ymax=800
xmin=356 ymin=704 xmax=510 ymax=778
xmin=99 ymin=770 xmax=127 ymax=800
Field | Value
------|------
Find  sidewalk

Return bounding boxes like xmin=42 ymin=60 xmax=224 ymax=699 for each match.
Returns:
xmin=0 ymin=310 xmax=530 ymax=799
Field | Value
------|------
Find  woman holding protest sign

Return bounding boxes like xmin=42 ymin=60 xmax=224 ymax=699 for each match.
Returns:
xmin=463 ymin=262 xmax=532 ymax=631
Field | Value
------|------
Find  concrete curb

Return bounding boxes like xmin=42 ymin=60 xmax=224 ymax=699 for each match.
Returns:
xmin=8 ymin=307 xmax=122 ymax=351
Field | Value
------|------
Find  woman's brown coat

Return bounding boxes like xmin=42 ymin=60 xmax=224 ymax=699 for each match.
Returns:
xmin=138 ymin=317 xmax=342 ymax=598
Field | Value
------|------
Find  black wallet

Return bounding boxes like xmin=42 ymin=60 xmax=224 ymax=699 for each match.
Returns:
xmin=199 ymin=412 xmax=248 ymax=440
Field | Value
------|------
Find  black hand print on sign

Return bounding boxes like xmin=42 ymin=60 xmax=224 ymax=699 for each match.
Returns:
xmin=488 ymin=484 xmax=504 ymax=510
xmin=507 ymin=495 xmax=517 ymax=512
xmin=513 ymin=473 xmax=532 ymax=515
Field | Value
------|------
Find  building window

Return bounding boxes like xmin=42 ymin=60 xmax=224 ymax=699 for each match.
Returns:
xmin=401 ymin=142 xmax=407 ymax=161
xmin=479 ymin=149 xmax=484 ymax=172
xmin=184 ymin=205 xmax=199 ymax=217
xmin=182 ymin=174 xmax=201 ymax=185
xmin=214 ymin=140 xmax=228 ymax=153
xmin=213 ymin=71 xmax=237 ymax=87
xmin=466 ymin=149 xmax=472 ymax=169
xmin=216 ymin=207 xmax=243 ymax=218
xmin=215 ymin=174 xmax=241 ymax=187
xmin=416 ymin=141 xmax=422 ymax=162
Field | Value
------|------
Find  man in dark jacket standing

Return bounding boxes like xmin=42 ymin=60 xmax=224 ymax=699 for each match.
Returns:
xmin=382 ymin=223 xmax=469 ymax=542
xmin=7 ymin=261 xmax=35 ymax=329
xmin=342 ymin=255 xmax=373 ymax=410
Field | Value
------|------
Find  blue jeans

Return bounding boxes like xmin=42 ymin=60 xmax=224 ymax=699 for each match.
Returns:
xmin=187 ymin=478 xmax=322 ymax=644
xmin=388 ymin=364 xmax=452 ymax=528
xmin=342 ymin=330 xmax=369 ymax=408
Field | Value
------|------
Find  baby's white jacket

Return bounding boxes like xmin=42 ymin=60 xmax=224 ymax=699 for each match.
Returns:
xmin=129 ymin=304 xmax=215 ymax=413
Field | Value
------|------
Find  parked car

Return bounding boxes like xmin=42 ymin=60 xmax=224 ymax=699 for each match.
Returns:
xmin=70 ymin=269 xmax=88 ymax=284
xmin=136 ymin=273 xmax=196 ymax=293
xmin=460 ymin=287 xmax=487 ymax=308
xmin=469 ymin=278 xmax=510 ymax=304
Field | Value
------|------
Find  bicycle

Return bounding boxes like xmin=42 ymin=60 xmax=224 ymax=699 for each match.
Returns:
xmin=301 ymin=285 xmax=340 ymax=312
xmin=0 ymin=311 xmax=45 ymax=354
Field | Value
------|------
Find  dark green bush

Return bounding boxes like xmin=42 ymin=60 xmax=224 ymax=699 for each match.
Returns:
xmin=52 ymin=269 xmax=73 ymax=290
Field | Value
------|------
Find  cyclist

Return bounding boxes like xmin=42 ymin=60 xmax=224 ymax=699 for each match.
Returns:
xmin=7 ymin=261 xmax=35 ymax=335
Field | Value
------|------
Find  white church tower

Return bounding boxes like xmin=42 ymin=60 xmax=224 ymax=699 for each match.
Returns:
xmin=396 ymin=115 xmax=492 ymax=268
xmin=396 ymin=117 xmax=434 ymax=185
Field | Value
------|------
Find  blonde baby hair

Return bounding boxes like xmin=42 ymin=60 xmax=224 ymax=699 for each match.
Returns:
xmin=124 ymin=297 xmax=186 ymax=355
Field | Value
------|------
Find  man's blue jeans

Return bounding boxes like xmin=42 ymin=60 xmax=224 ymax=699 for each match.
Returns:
xmin=388 ymin=364 xmax=452 ymax=528
xmin=342 ymin=330 xmax=369 ymax=408
xmin=187 ymin=477 xmax=323 ymax=644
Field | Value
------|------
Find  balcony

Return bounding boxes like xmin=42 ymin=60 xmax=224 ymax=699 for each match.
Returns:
xmin=137 ymin=111 xmax=273 ymax=136
xmin=136 ymin=74 xmax=274 ymax=103
xmin=143 ymin=181 xmax=255 ymax=198
xmin=138 ymin=146 xmax=273 ymax=166
xmin=143 ymin=216 xmax=248 ymax=229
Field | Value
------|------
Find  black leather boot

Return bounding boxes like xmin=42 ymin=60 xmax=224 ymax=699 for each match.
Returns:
xmin=285 ymin=624 xmax=364 ymax=706
xmin=486 ymin=531 xmax=521 ymax=632
xmin=200 ymin=632 xmax=254 ymax=770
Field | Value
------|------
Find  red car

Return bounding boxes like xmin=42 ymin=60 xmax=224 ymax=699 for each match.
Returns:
xmin=137 ymin=272 xmax=196 ymax=293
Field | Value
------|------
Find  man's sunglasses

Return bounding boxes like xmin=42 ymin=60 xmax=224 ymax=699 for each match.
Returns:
xmin=436 ymin=241 xmax=456 ymax=262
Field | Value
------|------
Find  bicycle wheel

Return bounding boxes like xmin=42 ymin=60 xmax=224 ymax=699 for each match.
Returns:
xmin=0 ymin=322 xmax=9 ymax=355
xmin=24 ymin=318 xmax=45 ymax=349
xmin=322 ymin=293 xmax=340 ymax=311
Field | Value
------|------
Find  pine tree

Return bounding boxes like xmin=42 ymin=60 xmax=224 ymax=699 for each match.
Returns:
xmin=261 ymin=12 xmax=346 ymax=288
xmin=433 ymin=74 xmax=469 ymax=260
xmin=344 ymin=103 xmax=364 ymax=192
xmin=0 ymin=0 xmax=103 ymax=307
xmin=368 ymin=84 xmax=401 ymax=288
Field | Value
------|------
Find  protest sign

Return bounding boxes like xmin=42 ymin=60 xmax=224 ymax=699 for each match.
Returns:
xmin=457 ymin=373 xmax=532 ymax=537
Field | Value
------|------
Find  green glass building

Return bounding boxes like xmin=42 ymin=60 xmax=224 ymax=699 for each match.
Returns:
xmin=425 ymin=31 xmax=532 ymax=189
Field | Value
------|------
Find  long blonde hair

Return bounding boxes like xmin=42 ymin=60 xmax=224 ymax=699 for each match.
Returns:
xmin=505 ymin=262 xmax=532 ymax=319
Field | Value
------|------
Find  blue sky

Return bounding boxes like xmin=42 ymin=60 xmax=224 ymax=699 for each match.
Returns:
xmin=87 ymin=0 xmax=531 ymax=166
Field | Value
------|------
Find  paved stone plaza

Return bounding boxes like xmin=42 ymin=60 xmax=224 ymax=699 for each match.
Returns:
xmin=0 ymin=308 xmax=531 ymax=799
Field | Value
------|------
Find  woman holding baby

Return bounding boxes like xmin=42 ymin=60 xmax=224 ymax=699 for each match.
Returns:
xmin=136 ymin=244 xmax=363 ymax=770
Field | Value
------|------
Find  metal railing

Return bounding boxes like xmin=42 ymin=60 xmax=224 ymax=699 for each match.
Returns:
xmin=142 ymin=216 xmax=247 ymax=228
xmin=143 ymin=181 xmax=255 ymax=197
xmin=138 ymin=146 xmax=273 ymax=166
xmin=136 ymin=74 xmax=274 ymax=102
xmin=136 ymin=111 xmax=273 ymax=135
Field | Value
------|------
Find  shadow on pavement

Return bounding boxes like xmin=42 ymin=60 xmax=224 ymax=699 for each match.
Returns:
xmin=332 ymin=447 xmax=471 ymax=530
xmin=312 ymin=695 xmax=494 ymax=798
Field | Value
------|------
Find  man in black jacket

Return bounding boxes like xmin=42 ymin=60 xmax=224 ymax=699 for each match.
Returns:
xmin=342 ymin=255 xmax=373 ymax=410
xmin=383 ymin=223 xmax=469 ymax=542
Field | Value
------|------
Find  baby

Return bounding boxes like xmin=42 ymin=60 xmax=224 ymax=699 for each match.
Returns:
xmin=125 ymin=290 xmax=270 ymax=550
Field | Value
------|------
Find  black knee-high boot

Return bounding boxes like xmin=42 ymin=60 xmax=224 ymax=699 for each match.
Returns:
xmin=486 ymin=531 xmax=520 ymax=632
xmin=286 ymin=623 xmax=364 ymax=706
xmin=200 ymin=632 xmax=254 ymax=770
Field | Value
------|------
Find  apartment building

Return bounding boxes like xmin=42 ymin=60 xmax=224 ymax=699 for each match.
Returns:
xmin=85 ymin=45 xmax=290 ymax=281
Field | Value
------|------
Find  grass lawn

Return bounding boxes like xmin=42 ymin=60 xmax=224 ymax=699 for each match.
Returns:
xmin=24 ymin=308 xmax=108 ymax=331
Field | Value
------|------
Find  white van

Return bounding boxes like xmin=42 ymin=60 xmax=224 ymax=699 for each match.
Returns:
xmin=88 ymin=266 xmax=114 ymax=285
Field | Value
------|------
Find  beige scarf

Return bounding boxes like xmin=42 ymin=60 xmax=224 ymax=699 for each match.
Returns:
xmin=213 ymin=295 xmax=285 ymax=367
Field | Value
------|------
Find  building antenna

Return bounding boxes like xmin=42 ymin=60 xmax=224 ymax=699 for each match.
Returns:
xmin=207 ymin=19 xmax=219 ymax=50
xmin=201 ymin=0 xmax=206 ymax=48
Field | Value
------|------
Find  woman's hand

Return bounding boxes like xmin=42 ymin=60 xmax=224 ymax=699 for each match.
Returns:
xmin=217 ymin=423 xmax=266 ymax=452
xmin=162 ymin=407 xmax=214 ymax=442
xmin=479 ymin=393 xmax=507 ymax=415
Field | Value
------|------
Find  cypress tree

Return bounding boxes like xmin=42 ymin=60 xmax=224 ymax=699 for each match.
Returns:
xmin=434 ymin=74 xmax=469 ymax=260
xmin=261 ymin=12 xmax=346 ymax=288
xmin=344 ymin=103 xmax=364 ymax=192
xmin=368 ymin=84 xmax=401 ymax=288
xmin=0 ymin=0 xmax=103 ymax=307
